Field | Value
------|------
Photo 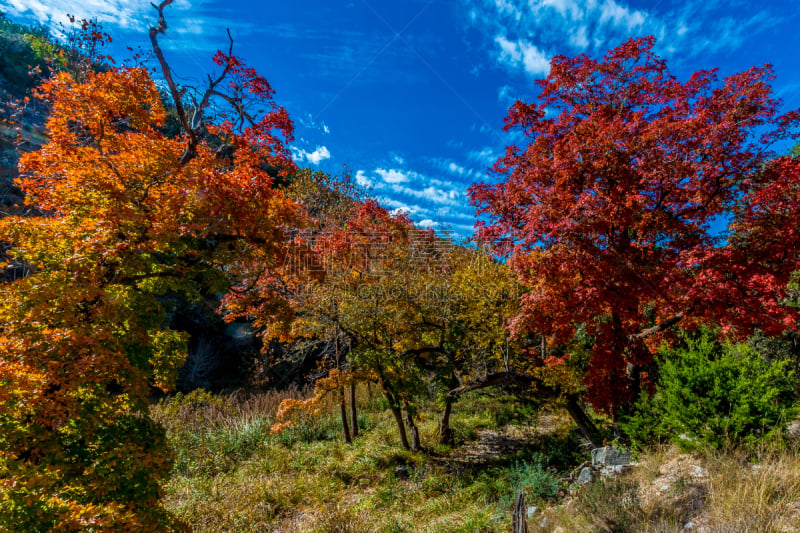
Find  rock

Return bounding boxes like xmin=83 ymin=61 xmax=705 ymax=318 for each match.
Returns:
xmin=577 ymin=466 xmax=594 ymax=485
xmin=787 ymin=420 xmax=800 ymax=438
xmin=539 ymin=516 xmax=549 ymax=528
xmin=526 ymin=506 xmax=538 ymax=517
xmin=591 ymin=446 xmax=632 ymax=467
xmin=598 ymin=464 xmax=632 ymax=478
xmin=552 ymin=527 xmax=566 ymax=533
xmin=394 ymin=465 xmax=409 ymax=480
xmin=682 ymin=521 xmax=709 ymax=531
xmin=690 ymin=465 xmax=708 ymax=478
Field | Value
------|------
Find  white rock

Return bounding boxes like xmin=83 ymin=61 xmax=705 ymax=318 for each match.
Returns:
xmin=577 ymin=466 xmax=594 ymax=485
xmin=591 ymin=446 xmax=632 ymax=467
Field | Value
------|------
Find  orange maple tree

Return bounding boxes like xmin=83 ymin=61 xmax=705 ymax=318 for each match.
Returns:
xmin=0 ymin=6 xmax=298 ymax=530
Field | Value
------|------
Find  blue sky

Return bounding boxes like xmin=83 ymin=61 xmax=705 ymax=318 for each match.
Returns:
xmin=3 ymin=0 xmax=800 ymax=237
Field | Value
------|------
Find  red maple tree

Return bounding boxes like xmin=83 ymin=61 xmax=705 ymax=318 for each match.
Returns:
xmin=470 ymin=37 xmax=800 ymax=413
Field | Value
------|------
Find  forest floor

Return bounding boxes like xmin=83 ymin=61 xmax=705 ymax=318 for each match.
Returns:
xmin=151 ymin=387 xmax=800 ymax=532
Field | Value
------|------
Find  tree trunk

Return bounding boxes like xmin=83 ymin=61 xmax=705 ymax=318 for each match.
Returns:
xmin=565 ymin=394 xmax=602 ymax=447
xmin=512 ymin=490 xmax=529 ymax=533
xmin=349 ymin=381 xmax=359 ymax=438
xmin=438 ymin=401 xmax=454 ymax=445
xmin=339 ymin=387 xmax=352 ymax=444
xmin=404 ymin=405 xmax=422 ymax=452
xmin=384 ymin=387 xmax=410 ymax=450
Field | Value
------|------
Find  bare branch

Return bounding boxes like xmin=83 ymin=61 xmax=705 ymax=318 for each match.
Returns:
xmin=207 ymin=90 xmax=258 ymax=127
xmin=192 ymin=30 xmax=235 ymax=131
xmin=149 ymin=0 xmax=198 ymax=165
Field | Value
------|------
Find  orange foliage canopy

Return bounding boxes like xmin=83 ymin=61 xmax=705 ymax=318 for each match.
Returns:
xmin=0 ymin=33 xmax=298 ymax=530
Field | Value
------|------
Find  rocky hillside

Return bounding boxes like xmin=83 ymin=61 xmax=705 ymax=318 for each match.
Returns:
xmin=0 ymin=12 xmax=52 ymax=208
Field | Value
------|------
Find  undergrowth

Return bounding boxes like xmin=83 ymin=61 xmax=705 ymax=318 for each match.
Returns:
xmin=151 ymin=387 xmax=800 ymax=533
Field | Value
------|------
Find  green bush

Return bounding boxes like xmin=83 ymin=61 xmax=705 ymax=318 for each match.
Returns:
xmin=512 ymin=459 xmax=561 ymax=502
xmin=622 ymin=330 xmax=798 ymax=450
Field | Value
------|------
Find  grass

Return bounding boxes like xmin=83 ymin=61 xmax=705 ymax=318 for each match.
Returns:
xmin=530 ymin=443 xmax=800 ymax=532
xmin=151 ymin=387 xmax=800 ymax=533
xmin=151 ymin=387 xmax=579 ymax=532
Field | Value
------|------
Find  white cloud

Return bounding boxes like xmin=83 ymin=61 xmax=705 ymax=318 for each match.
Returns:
xmin=391 ymin=184 xmax=462 ymax=206
xmin=540 ymin=0 xmax=584 ymax=20
xmin=426 ymin=157 xmax=481 ymax=179
xmin=569 ymin=25 xmax=590 ymax=49
xmin=375 ymin=168 xmax=413 ymax=184
xmin=417 ymin=219 xmax=438 ymax=228
xmin=598 ymin=0 xmax=645 ymax=31
xmin=493 ymin=0 xmax=523 ymax=20
xmin=355 ymin=170 xmax=373 ymax=187
xmin=494 ymin=35 xmax=551 ymax=76
xmin=468 ymin=146 xmax=498 ymax=165
xmin=3 ymin=0 xmax=249 ymax=52
xmin=496 ymin=34 xmax=523 ymax=64
xmin=390 ymin=206 xmax=413 ymax=217
xmin=292 ymin=145 xmax=331 ymax=165
xmin=448 ymin=162 xmax=466 ymax=175
xmin=498 ymin=84 xmax=517 ymax=107
xmin=466 ymin=0 xmax=777 ymax=69
xmin=4 ymin=0 xmax=147 ymax=29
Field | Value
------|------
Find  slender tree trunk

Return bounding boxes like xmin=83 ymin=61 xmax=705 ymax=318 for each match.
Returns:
xmin=383 ymin=387 xmax=410 ymax=450
xmin=565 ymin=394 xmax=602 ymax=447
xmin=339 ymin=387 xmax=352 ymax=444
xmin=438 ymin=401 xmax=454 ymax=445
xmin=512 ymin=490 xmax=530 ymax=533
xmin=349 ymin=381 xmax=359 ymax=438
xmin=334 ymin=331 xmax=351 ymax=444
xmin=403 ymin=401 xmax=422 ymax=452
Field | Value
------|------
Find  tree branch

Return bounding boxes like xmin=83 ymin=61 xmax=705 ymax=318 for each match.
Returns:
xmin=445 ymin=371 xmax=551 ymax=401
xmin=149 ymin=0 xmax=197 ymax=164
xmin=631 ymin=312 xmax=684 ymax=340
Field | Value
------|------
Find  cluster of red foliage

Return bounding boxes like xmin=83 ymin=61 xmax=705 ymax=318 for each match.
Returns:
xmin=471 ymin=37 xmax=800 ymax=412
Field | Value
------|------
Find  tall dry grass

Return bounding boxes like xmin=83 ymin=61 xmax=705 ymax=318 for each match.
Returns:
xmin=534 ymin=442 xmax=800 ymax=533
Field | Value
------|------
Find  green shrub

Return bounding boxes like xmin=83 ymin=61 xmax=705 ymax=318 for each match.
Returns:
xmin=512 ymin=459 xmax=561 ymax=502
xmin=622 ymin=330 xmax=798 ymax=449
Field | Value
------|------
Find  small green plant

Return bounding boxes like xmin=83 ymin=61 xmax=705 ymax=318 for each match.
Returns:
xmin=622 ymin=330 xmax=798 ymax=450
xmin=509 ymin=456 xmax=561 ymax=503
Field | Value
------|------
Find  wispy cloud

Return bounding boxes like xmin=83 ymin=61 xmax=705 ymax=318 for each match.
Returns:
xmin=2 ymin=0 xmax=250 ymax=52
xmin=463 ymin=0 xmax=781 ymax=78
xmin=495 ymin=35 xmax=551 ymax=76
xmin=2 ymin=0 xmax=148 ymax=30
xmin=375 ymin=168 xmax=416 ymax=184
xmin=357 ymin=159 xmax=480 ymax=237
xmin=356 ymin=170 xmax=373 ymax=188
